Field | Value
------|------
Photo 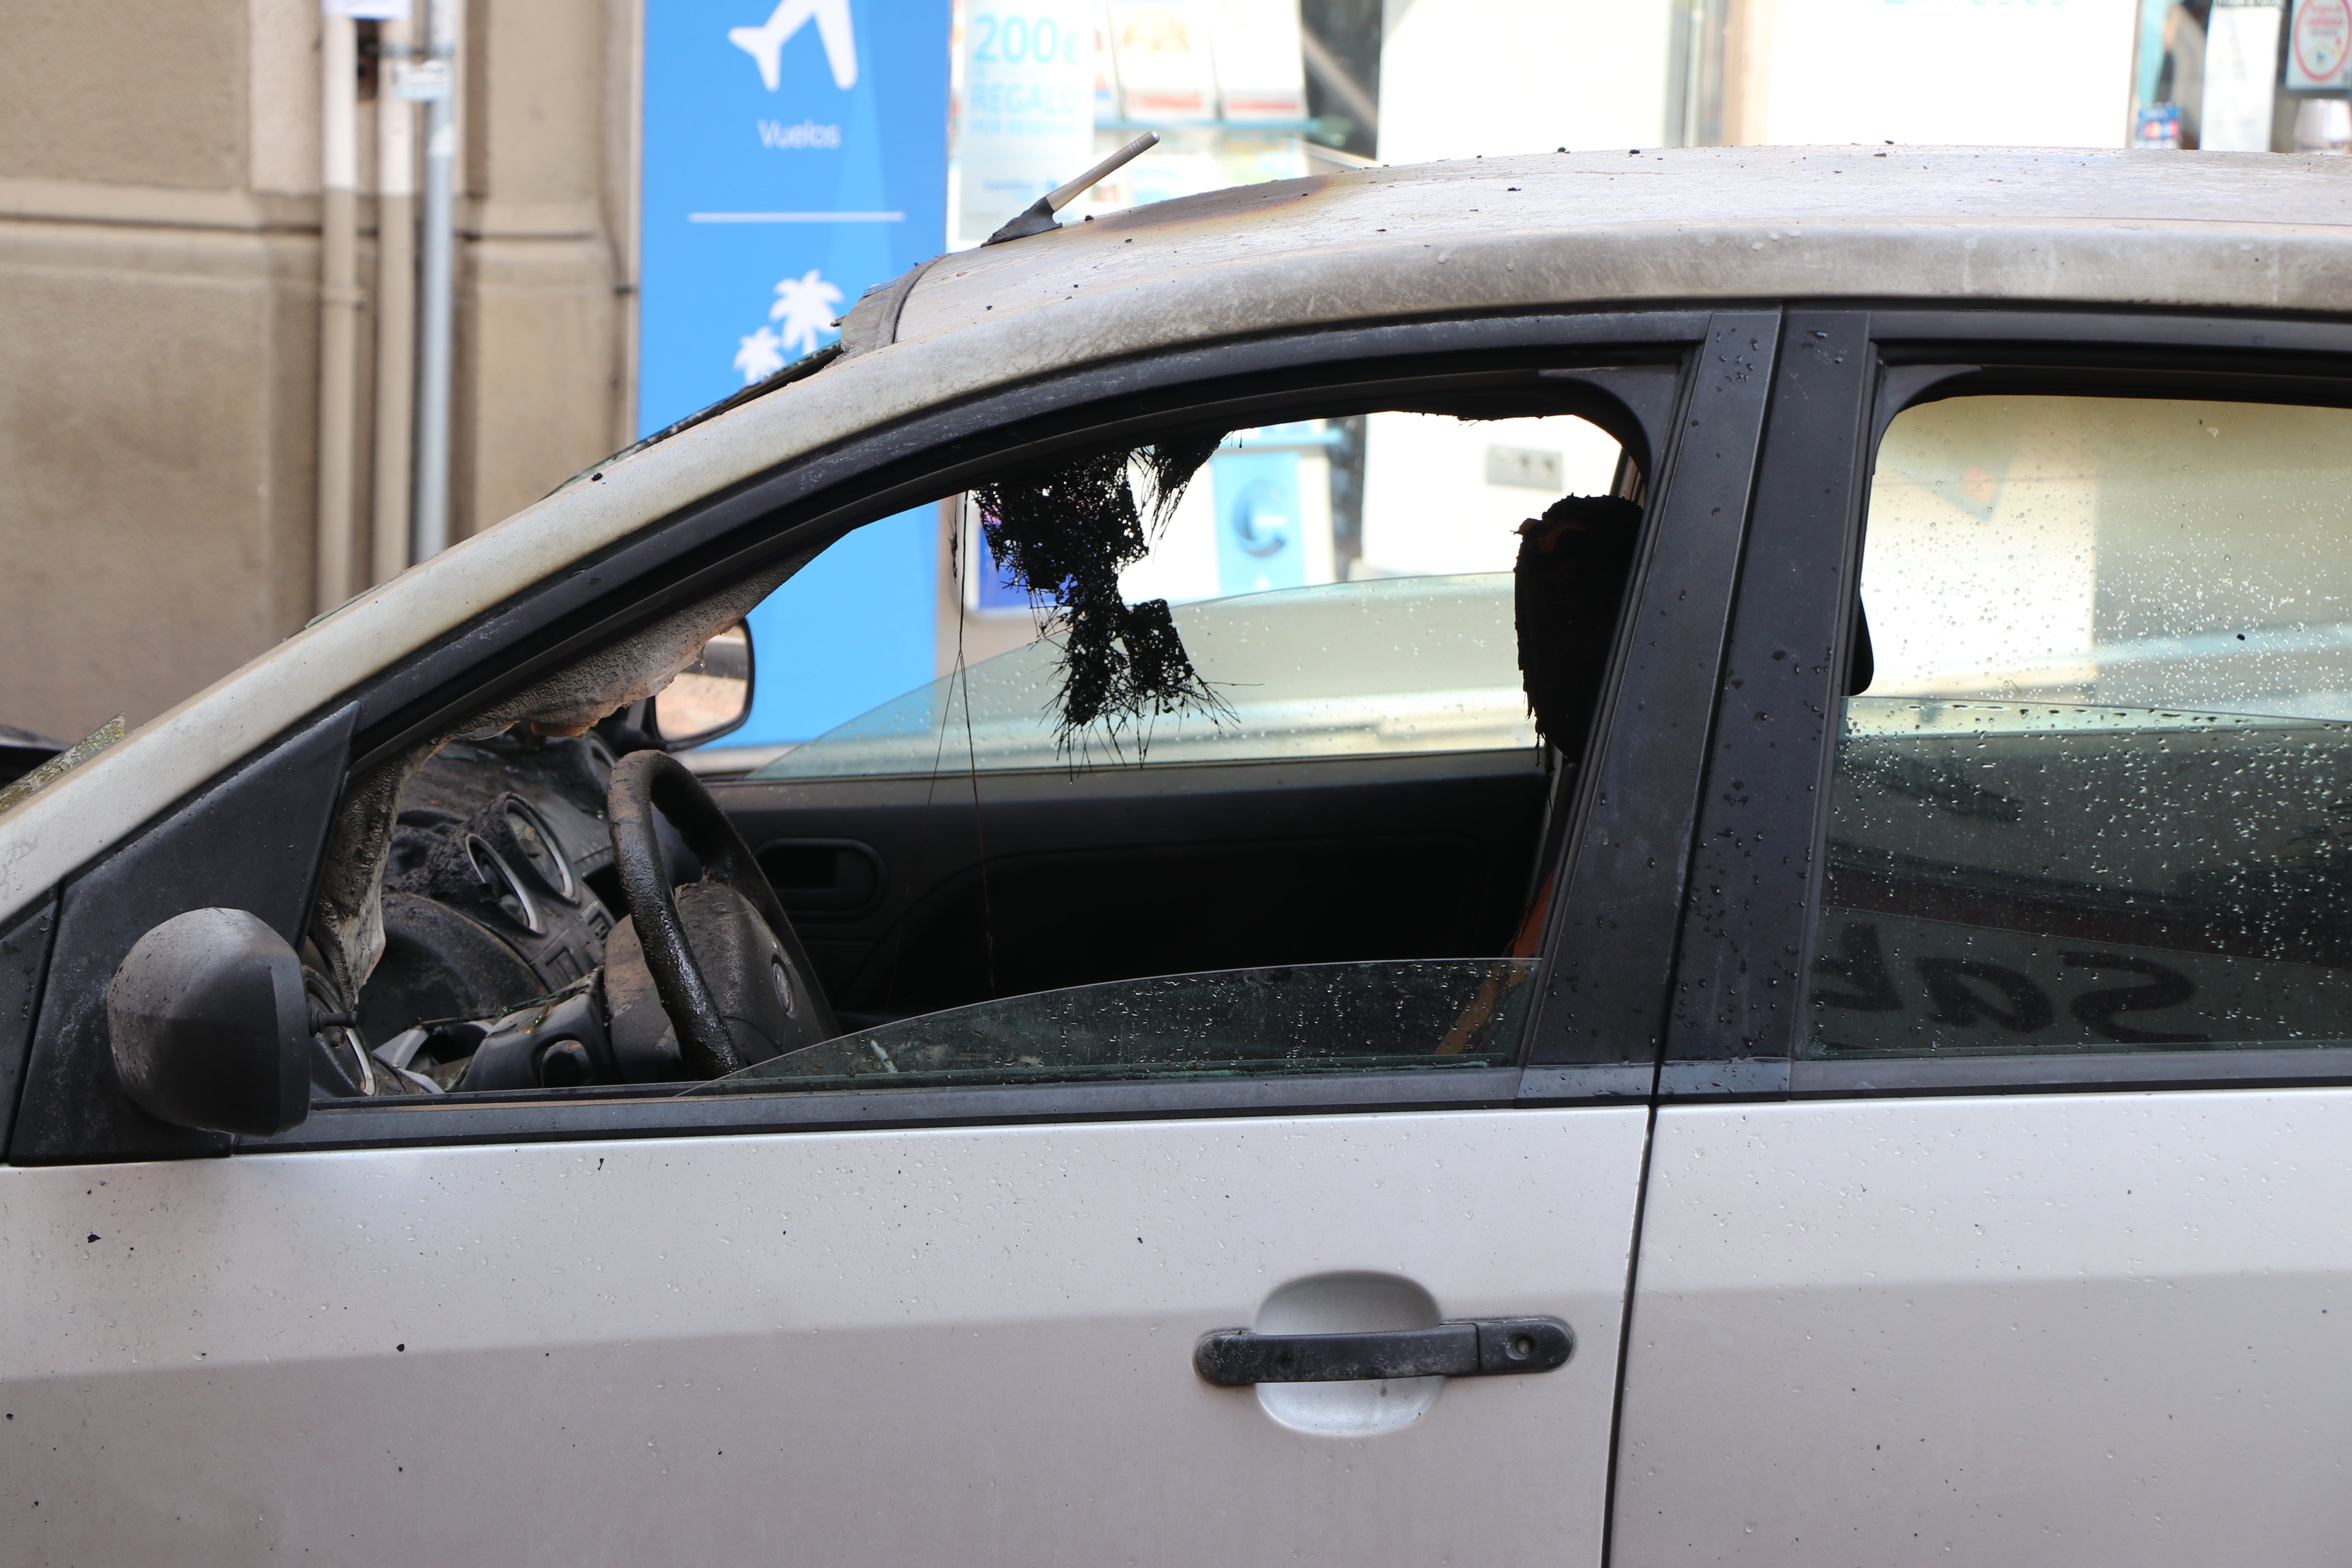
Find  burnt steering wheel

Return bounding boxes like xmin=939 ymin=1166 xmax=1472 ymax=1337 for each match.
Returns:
xmin=605 ymin=750 xmax=837 ymax=1078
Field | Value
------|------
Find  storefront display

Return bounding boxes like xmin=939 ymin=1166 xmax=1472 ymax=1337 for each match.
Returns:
xmin=951 ymin=0 xmax=1314 ymax=246
xmin=2132 ymin=0 xmax=2349 ymax=151
xmin=951 ymin=0 xmax=1095 ymax=247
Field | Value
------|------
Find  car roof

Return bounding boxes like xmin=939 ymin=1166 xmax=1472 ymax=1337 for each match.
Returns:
xmin=875 ymin=146 xmax=2350 ymax=354
xmin=3 ymin=147 xmax=2346 ymax=921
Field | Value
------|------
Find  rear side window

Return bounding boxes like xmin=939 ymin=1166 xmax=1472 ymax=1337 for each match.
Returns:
xmin=1806 ymin=395 xmax=2352 ymax=1060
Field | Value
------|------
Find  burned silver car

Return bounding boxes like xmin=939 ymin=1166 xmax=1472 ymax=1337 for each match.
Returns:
xmin=5 ymin=148 xmax=2352 ymax=1564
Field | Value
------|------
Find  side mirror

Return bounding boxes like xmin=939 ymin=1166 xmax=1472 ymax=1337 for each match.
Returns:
xmin=107 ymin=907 xmax=312 ymax=1136
xmin=652 ymin=621 xmax=755 ymax=751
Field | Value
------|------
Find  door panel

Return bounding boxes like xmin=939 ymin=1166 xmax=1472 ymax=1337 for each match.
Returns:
xmin=1614 ymin=1093 xmax=2352 ymax=1565
xmin=2 ymin=1108 xmax=1644 ymax=1564
xmin=718 ymin=749 xmax=1546 ymax=1020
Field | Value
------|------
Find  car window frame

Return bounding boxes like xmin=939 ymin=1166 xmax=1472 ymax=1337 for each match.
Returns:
xmin=266 ymin=325 xmax=1722 ymax=1152
xmin=1659 ymin=305 xmax=2352 ymax=1103
xmin=2 ymin=307 xmax=1750 ymax=1163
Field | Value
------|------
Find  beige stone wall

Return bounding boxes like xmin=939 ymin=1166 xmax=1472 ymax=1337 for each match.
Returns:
xmin=0 ymin=5 xmax=250 ymax=190
xmin=1717 ymin=0 xmax=1777 ymax=147
xmin=0 ymin=0 xmax=640 ymax=741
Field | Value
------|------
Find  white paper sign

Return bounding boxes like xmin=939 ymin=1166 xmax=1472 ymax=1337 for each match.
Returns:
xmin=1757 ymin=0 xmax=2138 ymax=149
xmin=1204 ymin=0 xmax=1304 ymax=122
xmin=2205 ymin=0 xmax=2283 ymax=151
xmin=1109 ymin=0 xmax=1217 ymax=121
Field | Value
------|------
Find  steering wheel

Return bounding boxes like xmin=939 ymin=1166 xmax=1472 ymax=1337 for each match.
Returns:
xmin=605 ymin=750 xmax=837 ymax=1078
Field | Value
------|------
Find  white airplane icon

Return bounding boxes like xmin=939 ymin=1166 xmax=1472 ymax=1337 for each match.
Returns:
xmin=729 ymin=0 xmax=858 ymax=91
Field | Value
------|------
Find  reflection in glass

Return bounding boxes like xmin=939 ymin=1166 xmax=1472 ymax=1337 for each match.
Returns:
xmin=1808 ymin=699 xmax=2352 ymax=1059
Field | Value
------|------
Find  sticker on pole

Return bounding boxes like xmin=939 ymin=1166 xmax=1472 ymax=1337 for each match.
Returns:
xmin=391 ymin=58 xmax=451 ymax=101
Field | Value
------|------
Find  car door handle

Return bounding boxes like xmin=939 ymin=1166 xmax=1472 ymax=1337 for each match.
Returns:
xmin=1193 ymin=1317 xmax=1573 ymax=1386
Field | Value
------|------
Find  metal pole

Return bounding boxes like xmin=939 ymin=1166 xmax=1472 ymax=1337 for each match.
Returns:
xmin=315 ymin=7 xmax=361 ymax=614
xmin=412 ymin=0 xmax=458 ymax=562
xmin=372 ymin=4 xmax=418 ymax=583
xmin=612 ymin=0 xmax=645 ymax=450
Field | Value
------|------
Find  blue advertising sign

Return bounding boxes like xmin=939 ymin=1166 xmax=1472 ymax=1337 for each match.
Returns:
xmin=641 ymin=0 xmax=951 ymax=746
xmin=1212 ymin=450 xmax=1306 ymax=598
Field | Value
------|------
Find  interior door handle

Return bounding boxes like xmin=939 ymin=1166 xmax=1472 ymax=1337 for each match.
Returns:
xmin=1193 ymin=1317 xmax=1573 ymax=1386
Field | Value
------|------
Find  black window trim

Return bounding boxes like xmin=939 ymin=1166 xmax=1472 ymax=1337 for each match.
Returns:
xmin=0 ymin=895 xmax=58 ymax=1157
xmin=1522 ymin=310 xmax=1782 ymax=1075
xmin=1791 ymin=1047 xmax=2352 ymax=1098
xmin=1661 ymin=304 xmax=2352 ymax=1102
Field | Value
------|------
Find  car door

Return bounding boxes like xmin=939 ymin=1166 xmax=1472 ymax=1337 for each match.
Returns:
xmin=1613 ymin=310 xmax=2352 ymax=1564
xmin=0 ymin=312 xmax=1772 ymax=1564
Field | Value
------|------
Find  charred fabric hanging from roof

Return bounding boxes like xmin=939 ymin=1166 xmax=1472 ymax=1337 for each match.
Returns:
xmin=974 ymin=434 xmax=1231 ymax=751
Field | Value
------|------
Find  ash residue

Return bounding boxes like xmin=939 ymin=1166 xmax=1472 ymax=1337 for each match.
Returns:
xmin=975 ymin=438 xmax=1232 ymax=754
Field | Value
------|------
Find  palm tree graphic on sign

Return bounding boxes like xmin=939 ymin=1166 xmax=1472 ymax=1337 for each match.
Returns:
xmin=733 ymin=325 xmax=787 ymax=384
xmin=770 ymin=269 xmax=844 ymax=358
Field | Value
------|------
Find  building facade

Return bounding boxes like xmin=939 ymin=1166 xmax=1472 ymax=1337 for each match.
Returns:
xmin=0 ymin=0 xmax=641 ymax=740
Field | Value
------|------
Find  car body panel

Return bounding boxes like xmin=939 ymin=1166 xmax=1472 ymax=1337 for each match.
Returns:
xmin=1617 ymin=306 xmax=2352 ymax=1563
xmin=1615 ymin=1091 xmax=2352 ymax=1566
xmin=0 ymin=1108 xmax=1645 ymax=1564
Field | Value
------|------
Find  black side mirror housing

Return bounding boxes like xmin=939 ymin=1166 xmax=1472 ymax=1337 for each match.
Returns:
xmin=107 ymin=907 xmax=312 ymax=1136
